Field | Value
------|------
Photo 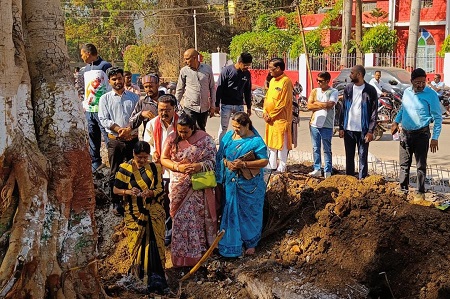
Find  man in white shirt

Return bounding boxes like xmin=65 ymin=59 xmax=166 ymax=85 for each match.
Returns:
xmin=143 ymin=94 xmax=178 ymax=245
xmin=339 ymin=65 xmax=378 ymax=179
xmin=307 ymin=71 xmax=339 ymax=178
xmin=369 ymin=70 xmax=387 ymax=98
xmin=144 ymin=94 xmax=177 ymax=167
xmin=428 ymin=74 xmax=450 ymax=117
xmin=428 ymin=74 xmax=445 ymax=96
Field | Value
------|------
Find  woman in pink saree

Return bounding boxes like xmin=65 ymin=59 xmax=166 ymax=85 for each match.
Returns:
xmin=160 ymin=114 xmax=218 ymax=267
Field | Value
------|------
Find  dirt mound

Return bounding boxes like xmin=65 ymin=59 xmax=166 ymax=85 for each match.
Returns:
xmin=96 ymin=165 xmax=450 ymax=298
xmin=273 ymin=173 xmax=450 ymax=298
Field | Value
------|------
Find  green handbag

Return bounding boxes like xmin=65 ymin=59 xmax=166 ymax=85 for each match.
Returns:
xmin=191 ymin=164 xmax=217 ymax=190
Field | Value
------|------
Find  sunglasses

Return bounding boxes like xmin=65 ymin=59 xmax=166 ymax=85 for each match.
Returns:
xmin=317 ymin=79 xmax=326 ymax=83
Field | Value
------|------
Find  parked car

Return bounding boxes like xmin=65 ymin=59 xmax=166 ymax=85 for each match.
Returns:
xmin=332 ymin=67 xmax=411 ymax=92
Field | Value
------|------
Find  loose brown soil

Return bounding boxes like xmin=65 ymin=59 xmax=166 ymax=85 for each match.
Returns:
xmin=96 ymin=163 xmax=450 ymax=299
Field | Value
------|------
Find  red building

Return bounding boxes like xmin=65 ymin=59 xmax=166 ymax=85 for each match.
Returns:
xmin=277 ymin=0 xmax=449 ymax=73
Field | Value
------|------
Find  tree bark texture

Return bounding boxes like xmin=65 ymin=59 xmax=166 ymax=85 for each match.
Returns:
xmin=340 ymin=0 xmax=353 ymax=68
xmin=0 ymin=0 xmax=103 ymax=298
xmin=355 ymin=0 xmax=363 ymax=65
xmin=406 ymin=0 xmax=421 ymax=70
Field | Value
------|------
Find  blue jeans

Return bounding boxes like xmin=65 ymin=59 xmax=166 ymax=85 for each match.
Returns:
xmin=218 ymin=104 xmax=245 ymax=143
xmin=343 ymin=130 xmax=369 ymax=179
xmin=310 ymin=126 xmax=333 ymax=173
xmin=86 ymin=111 xmax=108 ymax=166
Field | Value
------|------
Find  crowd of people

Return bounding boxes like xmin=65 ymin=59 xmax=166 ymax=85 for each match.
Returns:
xmin=75 ymin=43 xmax=443 ymax=295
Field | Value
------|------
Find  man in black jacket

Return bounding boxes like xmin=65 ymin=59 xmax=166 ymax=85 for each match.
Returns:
xmin=215 ymin=53 xmax=253 ymax=143
xmin=339 ymin=65 xmax=378 ymax=179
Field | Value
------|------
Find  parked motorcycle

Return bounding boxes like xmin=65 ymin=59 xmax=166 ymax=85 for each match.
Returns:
xmin=293 ymin=81 xmax=308 ymax=112
xmin=374 ymin=86 xmax=403 ymax=140
xmin=378 ymin=86 xmax=403 ymax=124
xmin=251 ymin=87 xmax=266 ymax=118
xmin=439 ymin=90 xmax=450 ymax=107
xmin=251 ymin=81 xmax=307 ymax=119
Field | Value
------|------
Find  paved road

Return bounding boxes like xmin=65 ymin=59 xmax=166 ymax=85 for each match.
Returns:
xmin=205 ymin=111 xmax=450 ymax=169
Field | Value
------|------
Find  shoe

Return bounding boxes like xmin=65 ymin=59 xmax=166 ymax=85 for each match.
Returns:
xmin=413 ymin=192 xmax=425 ymax=202
xmin=324 ymin=172 xmax=332 ymax=178
xmin=308 ymin=169 xmax=322 ymax=177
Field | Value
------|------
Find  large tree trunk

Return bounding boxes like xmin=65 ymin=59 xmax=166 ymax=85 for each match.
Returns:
xmin=0 ymin=0 xmax=103 ymax=298
xmin=406 ymin=0 xmax=421 ymax=70
xmin=355 ymin=0 xmax=363 ymax=65
xmin=340 ymin=0 xmax=353 ymax=68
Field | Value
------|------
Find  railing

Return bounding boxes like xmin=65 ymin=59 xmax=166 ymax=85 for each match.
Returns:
xmin=250 ymin=51 xmax=299 ymax=71
xmin=374 ymin=53 xmax=444 ymax=74
xmin=251 ymin=52 xmax=444 ymax=74
xmin=308 ymin=53 xmax=357 ymax=72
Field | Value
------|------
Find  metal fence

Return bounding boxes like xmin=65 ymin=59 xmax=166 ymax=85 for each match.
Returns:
xmin=251 ymin=51 xmax=299 ymax=71
xmin=374 ymin=53 xmax=444 ymax=74
xmin=251 ymin=52 xmax=445 ymax=77
xmin=308 ymin=53 xmax=357 ymax=72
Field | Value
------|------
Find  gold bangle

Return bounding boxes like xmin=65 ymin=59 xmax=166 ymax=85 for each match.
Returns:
xmin=243 ymin=161 xmax=247 ymax=168
xmin=123 ymin=190 xmax=126 ymax=196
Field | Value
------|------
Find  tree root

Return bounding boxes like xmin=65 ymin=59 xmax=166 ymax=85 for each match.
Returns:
xmin=0 ymin=168 xmax=16 ymax=213
xmin=0 ymin=255 xmax=25 ymax=297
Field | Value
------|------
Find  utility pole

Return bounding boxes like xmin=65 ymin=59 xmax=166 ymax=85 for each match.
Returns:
xmin=295 ymin=1 xmax=313 ymax=91
xmin=194 ymin=9 xmax=198 ymax=50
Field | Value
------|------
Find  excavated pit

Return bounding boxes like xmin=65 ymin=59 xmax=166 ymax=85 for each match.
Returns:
xmin=96 ymin=164 xmax=450 ymax=299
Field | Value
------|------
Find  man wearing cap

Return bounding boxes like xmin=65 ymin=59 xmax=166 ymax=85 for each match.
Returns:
xmin=129 ymin=74 xmax=160 ymax=135
xmin=175 ymin=48 xmax=216 ymax=131
xmin=391 ymin=68 xmax=442 ymax=201
xmin=98 ymin=67 xmax=140 ymax=215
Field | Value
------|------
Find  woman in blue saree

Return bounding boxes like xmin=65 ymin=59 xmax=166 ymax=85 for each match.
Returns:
xmin=216 ymin=112 xmax=269 ymax=257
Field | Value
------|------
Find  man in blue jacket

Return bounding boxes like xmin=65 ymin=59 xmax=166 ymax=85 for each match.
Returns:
xmin=391 ymin=68 xmax=442 ymax=200
xmin=339 ymin=65 xmax=378 ymax=179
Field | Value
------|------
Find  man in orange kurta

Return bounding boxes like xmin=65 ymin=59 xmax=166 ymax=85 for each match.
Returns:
xmin=263 ymin=58 xmax=293 ymax=172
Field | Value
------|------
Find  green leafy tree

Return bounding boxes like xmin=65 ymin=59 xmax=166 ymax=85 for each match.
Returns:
xmin=290 ymin=30 xmax=324 ymax=57
xmin=367 ymin=7 xmax=389 ymax=24
xmin=123 ymin=44 xmax=159 ymax=75
xmin=63 ymin=0 xmax=144 ymax=64
xmin=150 ymin=0 xmax=233 ymax=78
xmin=229 ymin=27 xmax=294 ymax=63
xmin=361 ymin=24 xmax=398 ymax=53
xmin=438 ymin=35 xmax=450 ymax=56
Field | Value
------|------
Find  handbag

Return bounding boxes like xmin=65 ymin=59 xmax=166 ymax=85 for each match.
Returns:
xmin=191 ymin=163 xmax=217 ymax=190
xmin=237 ymin=150 xmax=260 ymax=180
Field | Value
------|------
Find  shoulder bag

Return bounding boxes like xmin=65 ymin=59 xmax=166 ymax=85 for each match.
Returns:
xmin=191 ymin=163 xmax=217 ymax=190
